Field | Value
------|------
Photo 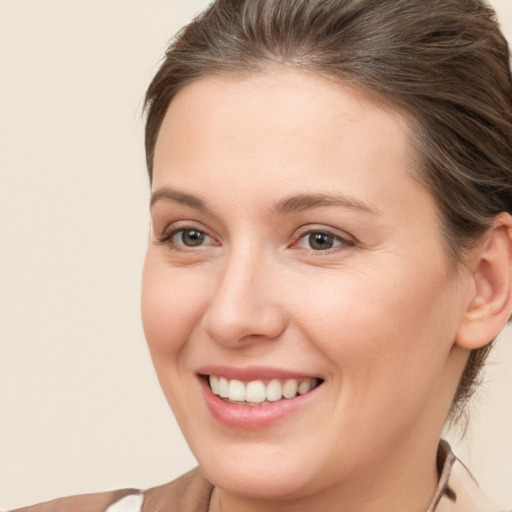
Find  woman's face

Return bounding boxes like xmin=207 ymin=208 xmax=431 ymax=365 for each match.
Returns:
xmin=142 ymin=70 xmax=470 ymax=502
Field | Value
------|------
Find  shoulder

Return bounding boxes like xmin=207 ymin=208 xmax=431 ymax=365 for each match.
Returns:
xmin=6 ymin=488 xmax=142 ymax=512
xmin=6 ymin=468 xmax=213 ymax=512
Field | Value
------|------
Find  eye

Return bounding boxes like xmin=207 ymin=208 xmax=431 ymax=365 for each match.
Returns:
xmin=296 ymin=230 xmax=351 ymax=251
xmin=157 ymin=228 xmax=215 ymax=249
xmin=175 ymin=229 xmax=209 ymax=247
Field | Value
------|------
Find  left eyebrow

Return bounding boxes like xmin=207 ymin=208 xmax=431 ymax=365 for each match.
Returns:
xmin=271 ymin=193 xmax=380 ymax=215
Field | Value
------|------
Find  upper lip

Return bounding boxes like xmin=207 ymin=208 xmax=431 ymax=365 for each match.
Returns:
xmin=196 ymin=365 xmax=322 ymax=382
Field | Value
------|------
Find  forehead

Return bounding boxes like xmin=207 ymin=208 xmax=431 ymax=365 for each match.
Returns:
xmin=153 ymin=71 xmax=426 ymax=215
xmin=159 ymin=70 xmax=412 ymax=140
xmin=154 ymin=69 xmax=416 ymax=179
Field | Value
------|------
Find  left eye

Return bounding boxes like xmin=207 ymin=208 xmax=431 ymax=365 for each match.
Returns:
xmin=297 ymin=231 xmax=346 ymax=251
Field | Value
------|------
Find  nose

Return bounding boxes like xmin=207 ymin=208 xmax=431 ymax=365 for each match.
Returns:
xmin=200 ymin=251 xmax=287 ymax=348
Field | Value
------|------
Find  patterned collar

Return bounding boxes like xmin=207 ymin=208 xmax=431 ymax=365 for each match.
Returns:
xmin=429 ymin=440 xmax=504 ymax=512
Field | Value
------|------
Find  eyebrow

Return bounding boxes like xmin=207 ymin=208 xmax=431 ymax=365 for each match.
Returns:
xmin=150 ymin=188 xmax=208 ymax=210
xmin=150 ymin=187 xmax=379 ymax=215
xmin=271 ymin=193 xmax=379 ymax=215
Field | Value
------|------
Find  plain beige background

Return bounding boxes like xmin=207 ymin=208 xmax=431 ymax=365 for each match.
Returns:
xmin=1 ymin=1 xmax=511 ymax=509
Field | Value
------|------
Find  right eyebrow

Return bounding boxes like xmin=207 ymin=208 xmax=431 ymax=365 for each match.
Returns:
xmin=150 ymin=187 xmax=208 ymax=211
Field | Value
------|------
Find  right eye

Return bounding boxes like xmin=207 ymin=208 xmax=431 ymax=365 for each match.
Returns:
xmin=174 ymin=229 xmax=209 ymax=247
xmin=157 ymin=228 xmax=216 ymax=249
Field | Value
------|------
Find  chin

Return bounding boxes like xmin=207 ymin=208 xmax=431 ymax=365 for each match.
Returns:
xmin=208 ymin=469 xmax=314 ymax=501
xmin=196 ymin=446 xmax=329 ymax=501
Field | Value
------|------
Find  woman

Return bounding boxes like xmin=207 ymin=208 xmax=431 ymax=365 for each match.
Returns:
xmin=9 ymin=0 xmax=512 ymax=511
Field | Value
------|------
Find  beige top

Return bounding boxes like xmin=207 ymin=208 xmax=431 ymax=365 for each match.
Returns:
xmin=6 ymin=441 xmax=509 ymax=512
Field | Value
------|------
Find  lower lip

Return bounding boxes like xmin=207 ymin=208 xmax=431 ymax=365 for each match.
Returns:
xmin=199 ymin=377 xmax=322 ymax=429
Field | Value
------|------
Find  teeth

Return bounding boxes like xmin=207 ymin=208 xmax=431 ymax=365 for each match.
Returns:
xmin=266 ymin=379 xmax=282 ymax=402
xmin=218 ymin=377 xmax=229 ymax=398
xmin=208 ymin=376 xmax=319 ymax=404
xmin=228 ymin=379 xmax=246 ymax=401
xmin=298 ymin=378 xmax=314 ymax=395
xmin=209 ymin=375 xmax=219 ymax=395
xmin=282 ymin=379 xmax=298 ymax=399
xmin=245 ymin=381 xmax=267 ymax=403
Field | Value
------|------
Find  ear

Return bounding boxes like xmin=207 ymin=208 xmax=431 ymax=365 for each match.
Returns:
xmin=456 ymin=212 xmax=512 ymax=350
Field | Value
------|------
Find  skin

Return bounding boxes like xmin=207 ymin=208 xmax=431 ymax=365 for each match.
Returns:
xmin=141 ymin=69 xmax=482 ymax=512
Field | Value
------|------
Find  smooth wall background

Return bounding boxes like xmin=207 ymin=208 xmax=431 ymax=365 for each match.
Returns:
xmin=1 ymin=1 xmax=511 ymax=509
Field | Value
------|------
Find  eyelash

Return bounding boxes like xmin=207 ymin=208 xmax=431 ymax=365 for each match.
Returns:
xmin=156 ymin=226 xmax=354 ymax=253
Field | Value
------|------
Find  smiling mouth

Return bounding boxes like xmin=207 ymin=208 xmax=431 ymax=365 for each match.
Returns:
xmin=206 ymin=375 xmax=323 ymax=406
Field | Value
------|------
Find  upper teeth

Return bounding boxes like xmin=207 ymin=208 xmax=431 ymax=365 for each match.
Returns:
xmin=209 ymin=376 xmax=318 ymax=403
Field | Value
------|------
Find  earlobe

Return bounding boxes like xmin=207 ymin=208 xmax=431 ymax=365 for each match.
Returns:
xmin=456 ymin=213 xmax=512 ymax=350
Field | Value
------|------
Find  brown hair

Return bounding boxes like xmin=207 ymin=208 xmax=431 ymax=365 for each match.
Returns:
xmin=144 ymin=0 xmax=512 ymax=419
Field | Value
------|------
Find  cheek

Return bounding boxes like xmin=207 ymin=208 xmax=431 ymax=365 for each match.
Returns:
xmin=141 ymin=253 xmax=215 ymax=431
xmin=291 ymin=269 xmax=459 ymax=456
xmin=141 ymin=252 xmax=208 ymax=364
xmin=289 ymin=262 xmax=458 ymax=399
